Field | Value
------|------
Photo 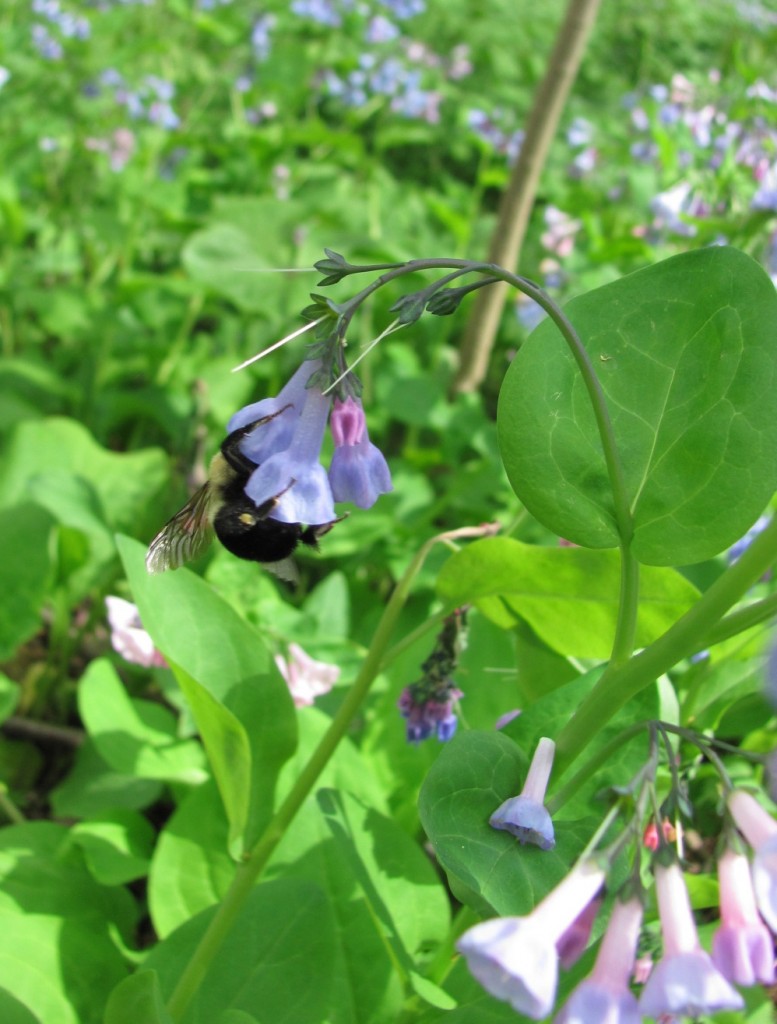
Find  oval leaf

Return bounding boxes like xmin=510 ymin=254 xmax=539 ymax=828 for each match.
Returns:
xmin=498 ymin=247 xmax=777 ymax=564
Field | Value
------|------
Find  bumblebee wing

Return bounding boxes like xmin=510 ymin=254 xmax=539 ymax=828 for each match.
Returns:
xmin=262 ymin=557 xmax=300 ymax=586
xmin=145 ymin=484 xmax=215 ymax=573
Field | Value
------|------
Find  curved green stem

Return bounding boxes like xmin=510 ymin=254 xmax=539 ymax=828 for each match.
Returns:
xmin=165 ymin=524 xmax=494 ymax=1021
xmin=554 ymin=516 xmax=777 ymax=777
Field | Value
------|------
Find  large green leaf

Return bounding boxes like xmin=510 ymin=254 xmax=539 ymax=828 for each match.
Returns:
xmin=119 ymin=535 xmax=298 ymax=850
xmin=436 ymin=537 xmax=699 ymax=659
xmin=144 ymin=880 xmax=336 ymax=1024
xmin=78 ymin=659 xmax=207 ymax=784
xmin=418 ymin=731 xmax=593 ymax=918
xmin=498 ymin=247 xmax=777 ymax=565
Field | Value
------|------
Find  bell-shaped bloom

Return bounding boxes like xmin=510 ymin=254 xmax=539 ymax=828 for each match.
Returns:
xmin=555 ymin=896 xmax=643 ymax=1024
xmin=712 ymin=847 xmax=775 ymax=986
xmin=727 ymin=789 xmax=777 ymax=933
xmin=398 ymin=684 xmax=463 ymax=742
xmin=328 ymin=396 xmax=392 ymax=509
xmin=105 ymin=596 xmax=167 ymax=669
xmin=457 ymin=859 xmax=606 ymax=1020
xmin=274 ymin=642 xmax=340 ymax=708
xmin=229 ymin=360 xmax=320 ymax=466
xmin=245 ymin=379 xmax=335 ymax=525
xmin=638 ymin=862 xmax=744 ymax=1017
xmin=490 ymin=737 xmax=556 ymax=850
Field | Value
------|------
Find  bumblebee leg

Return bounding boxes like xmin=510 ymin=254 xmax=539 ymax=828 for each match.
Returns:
xmin=220 ymin=403 xmax=293 ymax=474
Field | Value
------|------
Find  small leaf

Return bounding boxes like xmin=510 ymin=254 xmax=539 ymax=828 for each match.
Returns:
xmin=169 ymin=662 xmax=252 ymax=856
xmin=104 ymin=972 xmax=173 ymax=1024
xmin=70 ymin=810 xmax=155 ymax=886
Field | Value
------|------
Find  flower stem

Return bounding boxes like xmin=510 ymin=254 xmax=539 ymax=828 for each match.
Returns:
xmin=554 ymin=515 xmax=777 ymax=777
xmin=165 ymin=524 xmax=494 ymax=1021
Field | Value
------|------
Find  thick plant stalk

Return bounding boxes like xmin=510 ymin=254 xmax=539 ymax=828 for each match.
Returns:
xmin=452 ymin=0 xmax=603 ymax=394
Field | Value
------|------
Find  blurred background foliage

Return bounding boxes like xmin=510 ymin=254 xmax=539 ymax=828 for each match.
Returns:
xmin=0 ymin=0 xmax=776 ymax=801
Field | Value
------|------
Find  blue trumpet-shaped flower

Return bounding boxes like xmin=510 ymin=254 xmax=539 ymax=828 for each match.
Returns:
xmin=328 ymin=396 xmax=392 ymax=508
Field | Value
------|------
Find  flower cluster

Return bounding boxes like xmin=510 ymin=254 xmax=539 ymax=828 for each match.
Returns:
xmin=88 ymin=70 xmax=181 ymax=131
xmin=31 ymin=0 xmax=90 ymax=60
xmin=457 ymin=785 xmax=777 ymax=1021
xmin=398 ymin=607 xmax=468 ymax=742
xmin=229 ymin=358 xmax=392 ymax=529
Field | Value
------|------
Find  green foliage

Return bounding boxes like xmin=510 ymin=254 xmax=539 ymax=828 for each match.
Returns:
xmin=499 ymin=247 xmax=777 ymax=564
xmin=2 ymin=1 xmax=777 ymax=1022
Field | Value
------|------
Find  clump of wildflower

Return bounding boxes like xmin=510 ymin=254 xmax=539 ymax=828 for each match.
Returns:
xmin=490 ymin=737 xmax=556 ymax=850
xmin=274 ymin=642 xmax=340 ymax=707
xmin=398 ymin=607 xmax=468 ymax=743
xmin=457 ymin=859 xmax=606 ymax=1019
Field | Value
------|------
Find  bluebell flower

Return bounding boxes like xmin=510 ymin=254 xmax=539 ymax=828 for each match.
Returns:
xmin=244 ymin=378 xmax=335 ymax=526
xmin=457 ymin=860 xmax=606 ymax=1019
xmin=712 ymin=847 xmax=775 ymax=986
xmin=328 ymin=397 xmax=392 ymax=509
xmin=229 ymin=360 xmax=317 ymax=464
xmin=490 ymin=737 xmax=556 ymax=850
xmin=638 ymin=862 xmax=743 ymax=1017
xmin=555 ymin=897 xmax=643 ymax=1024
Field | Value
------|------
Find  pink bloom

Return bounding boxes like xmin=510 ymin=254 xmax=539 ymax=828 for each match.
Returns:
xmin=728 ymin=789 xmax=777 ymax=932
xmin=490 ymin=737 xmax=556 ymax=850
xmin=105 ymin=596 xmax=167 ymax=668
xmin=712 ymin=847 xmax=775 ymax=986
xmin=456 ymin=859 xmax=606 ymax=1019
xmin=638 ymin=862 xmax=743 ymax=1017
xmin=274 ymin=642 xmax=340 ymax=707
xmin=555 ymin=896 xmax=643 ymax=1024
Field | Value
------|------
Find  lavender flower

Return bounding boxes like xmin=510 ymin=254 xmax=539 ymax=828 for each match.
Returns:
xmin=457 ymin=860 xmax=606 ymax=1019
xmin=105 ymin=596 xmax=167 ymax=669
xmin=328 ymin=396 xmax=392 ymax=509
xmin=638 ymin=862 xmax=744 ymax=1017
xmin=555 ymin=896 xmax=643 ymax=1024
xmin=728 ymin=789 xmax=777 ymax=931
xmin=398 ymin=608 xmax=467 ymax=743
xmin=712 ymin=847 xmax=775 ymax=986
xmin=490 ymin=737 xmax=556 ymax=850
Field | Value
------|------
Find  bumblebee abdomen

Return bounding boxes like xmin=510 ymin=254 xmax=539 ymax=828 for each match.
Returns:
xmin=213 ymin=502 xmax=302 ymax=563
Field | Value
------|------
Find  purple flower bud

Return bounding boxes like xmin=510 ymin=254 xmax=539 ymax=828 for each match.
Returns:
xmin=328 ymin=397 xmax=392 ymax=509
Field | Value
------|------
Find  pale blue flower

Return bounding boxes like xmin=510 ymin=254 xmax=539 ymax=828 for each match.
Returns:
xmin=328 ymin=397 xmax=392 ymax=509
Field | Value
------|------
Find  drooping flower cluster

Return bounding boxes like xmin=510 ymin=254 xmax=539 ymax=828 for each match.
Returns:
xmin=457 ymin=784 xmax=777 ymax=1021
xmin=398 ymin=607 xmax=468 ymax=742
xmin=228 ymin=358 xmax=392 ymax=534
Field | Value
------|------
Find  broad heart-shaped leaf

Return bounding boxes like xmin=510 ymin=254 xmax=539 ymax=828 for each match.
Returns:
xmin=118 ymin=535 xmax=297 ymax=850
xmin=498 ymin=247 xmax=777 ymax=565
xmin=144 ymin=879 xmax=337 ymax=1024
xmin=104 ymin=972 xmax=173 ymax=1024
xmin=436 ymin=537 xmax=699 ymax=659
xmin=169 ymin=662 xmax=252 ymax=857
xmin=418 ymin=731 xmax=595 ymax=918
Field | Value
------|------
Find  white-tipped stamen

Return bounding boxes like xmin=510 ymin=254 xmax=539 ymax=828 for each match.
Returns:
xmin=323 ymin=318 xmax=404 ymax=395
xmin=231 ymin=318 xmax=324 ymax=372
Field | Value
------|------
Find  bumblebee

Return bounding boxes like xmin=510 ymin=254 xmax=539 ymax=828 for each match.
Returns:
xmin=145 ymin=410 xmax=333 ymax=583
